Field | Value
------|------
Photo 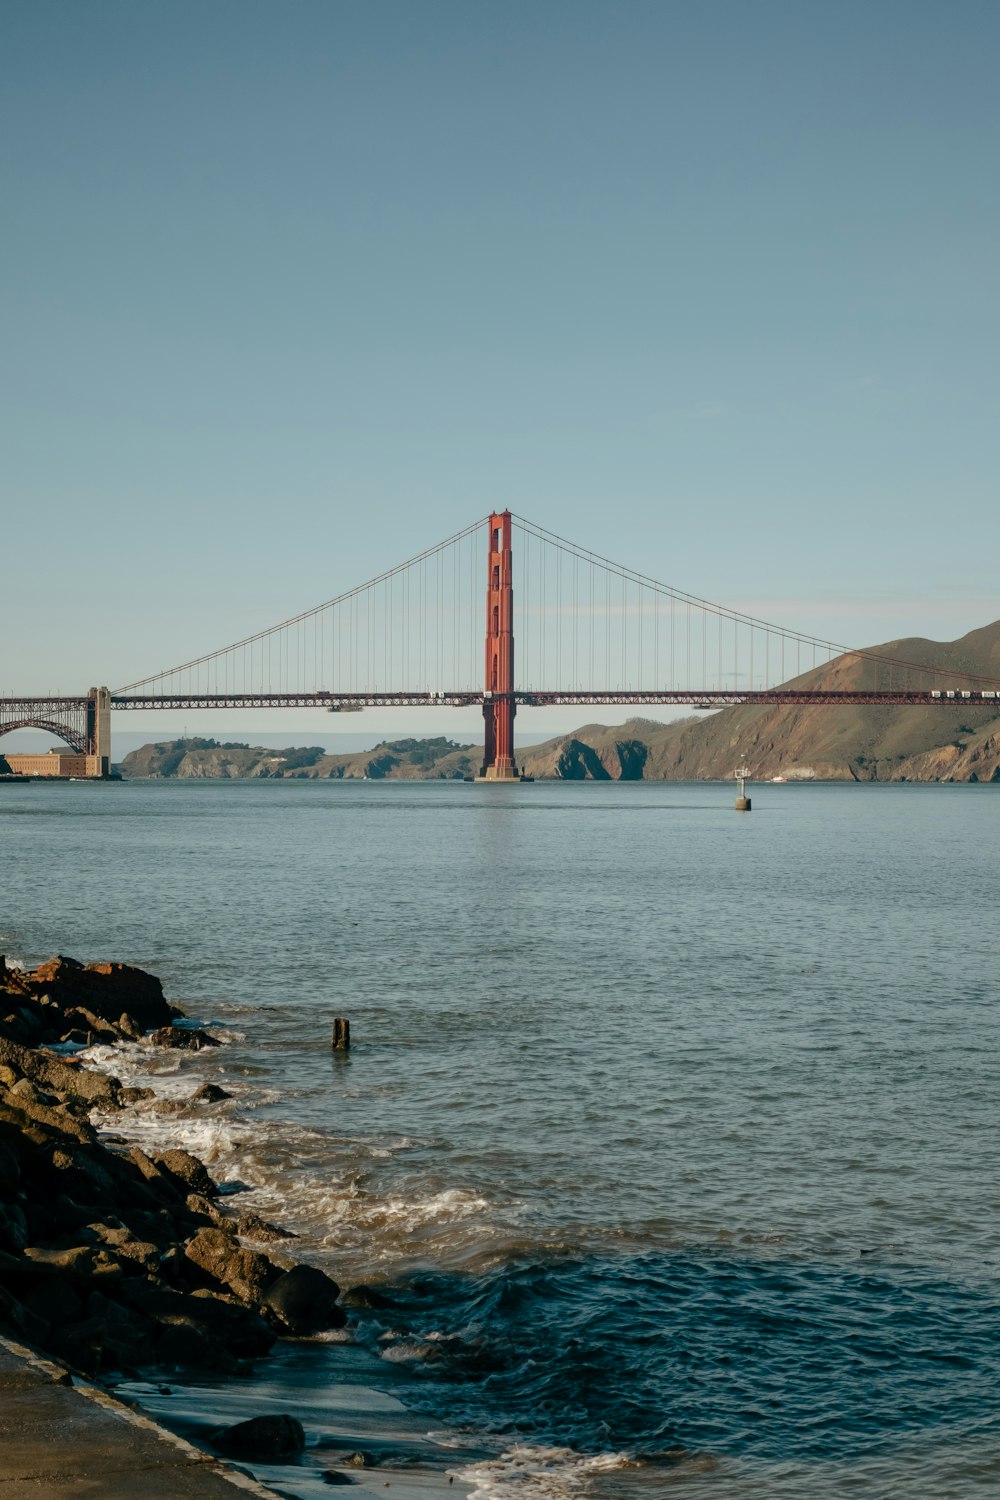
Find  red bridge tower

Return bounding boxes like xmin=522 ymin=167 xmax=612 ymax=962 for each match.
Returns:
xmin=478 ymin=510 xmax=519 ymax=780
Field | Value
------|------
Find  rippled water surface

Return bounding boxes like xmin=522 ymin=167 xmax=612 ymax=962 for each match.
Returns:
xmin=3 ymin=777 xmax=999 ymax=1496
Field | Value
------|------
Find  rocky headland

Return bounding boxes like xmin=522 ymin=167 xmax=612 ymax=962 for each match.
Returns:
xmin=0 ymin=955 xmax=348 ymax=1411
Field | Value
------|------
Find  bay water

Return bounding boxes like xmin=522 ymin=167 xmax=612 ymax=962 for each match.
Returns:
xmin=2 ymin=778 xmax=999 ymax=1497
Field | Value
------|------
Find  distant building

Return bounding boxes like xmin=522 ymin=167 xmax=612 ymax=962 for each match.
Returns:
xmin=5 ymin=748 xmax=104 ymax=778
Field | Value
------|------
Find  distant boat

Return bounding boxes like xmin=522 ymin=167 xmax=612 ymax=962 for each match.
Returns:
xmin=771 ymin=775 xmax=788 ymax=783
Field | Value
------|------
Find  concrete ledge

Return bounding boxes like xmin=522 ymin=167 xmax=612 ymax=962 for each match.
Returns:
xmin=0 ymin=1336 xmax=285 ymax=1499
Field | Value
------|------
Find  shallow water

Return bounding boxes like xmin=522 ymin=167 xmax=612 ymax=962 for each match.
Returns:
xmin=3 ymin=777 xmax=999 ymax=1495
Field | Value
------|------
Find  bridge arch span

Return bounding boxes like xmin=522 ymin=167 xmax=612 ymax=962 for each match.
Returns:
xmin=0 ymin=719 xmax=88 ymax=755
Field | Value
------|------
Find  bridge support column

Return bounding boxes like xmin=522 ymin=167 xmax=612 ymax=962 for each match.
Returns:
xmin=477 ymin=511 xmax=519 ymax=781
xmin=86 ymin=687 xmax=112 ymax=777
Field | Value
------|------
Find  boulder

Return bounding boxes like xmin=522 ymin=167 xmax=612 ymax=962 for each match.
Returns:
xmin=262 ymin=1264 xmax=346 ymax=1334
xmin=236 ymin=1212 xmax=296 ymax=1243
xmin=25 ymin=957 xmax=175 ymax=1033
xmin=154 ymin=1149 xmax=218 ymax=1199
xmin=183 ymin=1227 xmax=280 ymax=1305
xmin=0 ymin=1138 xmax=21 ymax=1192
xmin=186 ymin=1289 xmax=276 ymax=1357
xmin=211 ymin=1414 xmax=305 ymax=1460
xmin=150 ymin=1027 xmax=220 ymax=1051
xmin=192 ymin=1082 xmax=231 ymax=1103
xmin=155 ymin=1318 xmax=241 ymax=1373
xmin=0 ymin=1282 xmax=50 ymax=1345
xmin=0 ymin=1201 xmax=29 ymax=1254
xmin=0 ymin=1038 xmax=121 ymax=1109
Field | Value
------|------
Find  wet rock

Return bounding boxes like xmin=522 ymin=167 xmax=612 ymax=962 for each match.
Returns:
xmin=236 ymin=1212 xmax=297 ymax=1243
xmin=192 ymin=1082 xmax=231 ymax=1103
xmin=262 ymin=1264 xmax=346 ymax=1334
xmin=117 ymin=1085 xmax=155 ymax=1105
xmin=150 ymin=1027 xmax=221 ymax=1051
xmin=125 ymin=1147 xmax=186 ymax=1205
xmin=212 ymin=1413 xmax=306 ymax=1460
xmin=321 ymin=1475 xmax=357 ymax=1486
xmin=183 ymin=1226 xmax=281 ymax=1304
xmin=154 ymin=1149 xmax=218 ymax=1199
xmin=341 ymin=1284 xmax=394 ymax=1310
xmin=0 ymin=1038 xmax=121 ymax=1109
xmin=185 ymin=1192 xmax=229 ymax=1228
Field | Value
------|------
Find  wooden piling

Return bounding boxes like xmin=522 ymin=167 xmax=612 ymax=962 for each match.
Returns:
xmin=332 ymin=1018 xmax=351 ymax=1051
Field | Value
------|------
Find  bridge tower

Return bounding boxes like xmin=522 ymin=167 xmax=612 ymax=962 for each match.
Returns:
xmin=478 ymin=510 xmax=519 ymax=781
xmin=86 ymin=687 xmax=112 ymax=776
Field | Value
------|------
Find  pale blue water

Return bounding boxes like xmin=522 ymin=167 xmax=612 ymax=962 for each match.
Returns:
xmin=2 ymin=779 xmax=999 ymax=1497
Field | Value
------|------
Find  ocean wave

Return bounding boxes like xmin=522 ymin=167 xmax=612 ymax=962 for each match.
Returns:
xmin=456 ymin=1445 xmax=638 ymax=1499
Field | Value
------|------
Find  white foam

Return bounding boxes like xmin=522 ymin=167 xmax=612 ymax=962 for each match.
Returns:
xmin=457 ymin=1445 xmax=634 ymax=1498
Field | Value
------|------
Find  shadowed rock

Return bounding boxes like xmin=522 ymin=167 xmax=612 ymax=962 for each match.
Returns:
xmin=263 ymin=1264 xmax=346 ymax=1334
xmin=211 ymin=1413 xmax=306 ymax=1460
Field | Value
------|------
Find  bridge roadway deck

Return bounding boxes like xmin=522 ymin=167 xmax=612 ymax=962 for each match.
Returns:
xmin=4 ymin=688 xmax=995 ymax=714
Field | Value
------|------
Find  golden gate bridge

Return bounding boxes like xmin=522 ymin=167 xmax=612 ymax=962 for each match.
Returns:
xmin=3 ymin=512 xmax=998 ymax=778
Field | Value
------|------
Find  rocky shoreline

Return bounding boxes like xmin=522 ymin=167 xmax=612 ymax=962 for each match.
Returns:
xmin=0 ymin=954 xmax=359 ymax=1466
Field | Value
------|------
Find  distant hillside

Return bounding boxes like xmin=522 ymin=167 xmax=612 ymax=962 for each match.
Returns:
xmin=118 ymin=622 xmax=1000 ymax=785
xmin=519 ymin=621 xmax=1000 ymax=783
xmin=120 ymin=736 xmax=478 ymax=780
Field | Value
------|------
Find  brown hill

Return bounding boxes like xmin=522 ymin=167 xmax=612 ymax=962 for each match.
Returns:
xmin=120 ymin=736 xmax=478 ymax=780
xmin=519 ymin=621 xmax=1000 ymax=783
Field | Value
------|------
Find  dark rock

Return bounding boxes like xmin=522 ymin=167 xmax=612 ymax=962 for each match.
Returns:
xmin=87 ymin=1223 xmax=162 ymax=1274
xmin=192 ymin=1083 xmax=231 ymax=1103
xmin=23 ymin=1243 xmax=125 ymax=1290
xmin=154 ymin=1149 xmax=218 ymax=1199
xmin=0 ymin=1201 xmax=29 ymax=1253
xmin=0 ymin=1139 xmax=20 ymax=1193
xmin=125 ymin=1148 xmax=186 ymax=1204
xmin=155 ymin=1318 xmax=241 ymax=1374
xmin=186 ymin=1289 xmax=276 ymax=1357
xmin=0 ymin=1038 xmax=121 ymax=1109
xmin=183 ymin=1227 xmax=281 ymax=1304
xmin=321 ymin=1474 xmax=357 ymax=1486
xmin=117 ymin=1086 xmax=155 ymax=1104
xmin=0 ymin=1281 xmax=50 ymax=1345
xmin=185 ymin=1192 xmax=229 ymax=1228
xmin=83 ymin=1290 xmax=156 ymax=1370
xmin=54 ymin=1313 xmax=110 ymax=1375
xmin=212 ymin=1414 xmax=306 ymax=1460
xmin=262 ymin=1264 xmax=346 ymax=1334
xmin=236 ymin=1212 xmax=296 ymax=1243
xmin=341 ymin=1284 xmax=395 ymax=1310
xmin=150 ymin=1027 xmax=221 ymax=1051
xmin=19 ymin=1277 xmax=85 ymax=1326
xmin=22 ymin=957 xmax=175 ymax=1034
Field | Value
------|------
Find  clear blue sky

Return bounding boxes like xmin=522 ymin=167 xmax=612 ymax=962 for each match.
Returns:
xmin=3 ymin=1 xmax=998 ymax=738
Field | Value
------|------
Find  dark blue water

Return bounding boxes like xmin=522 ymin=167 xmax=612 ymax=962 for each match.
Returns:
xmin=2 ymin=778 xmax=998 ymax=1496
